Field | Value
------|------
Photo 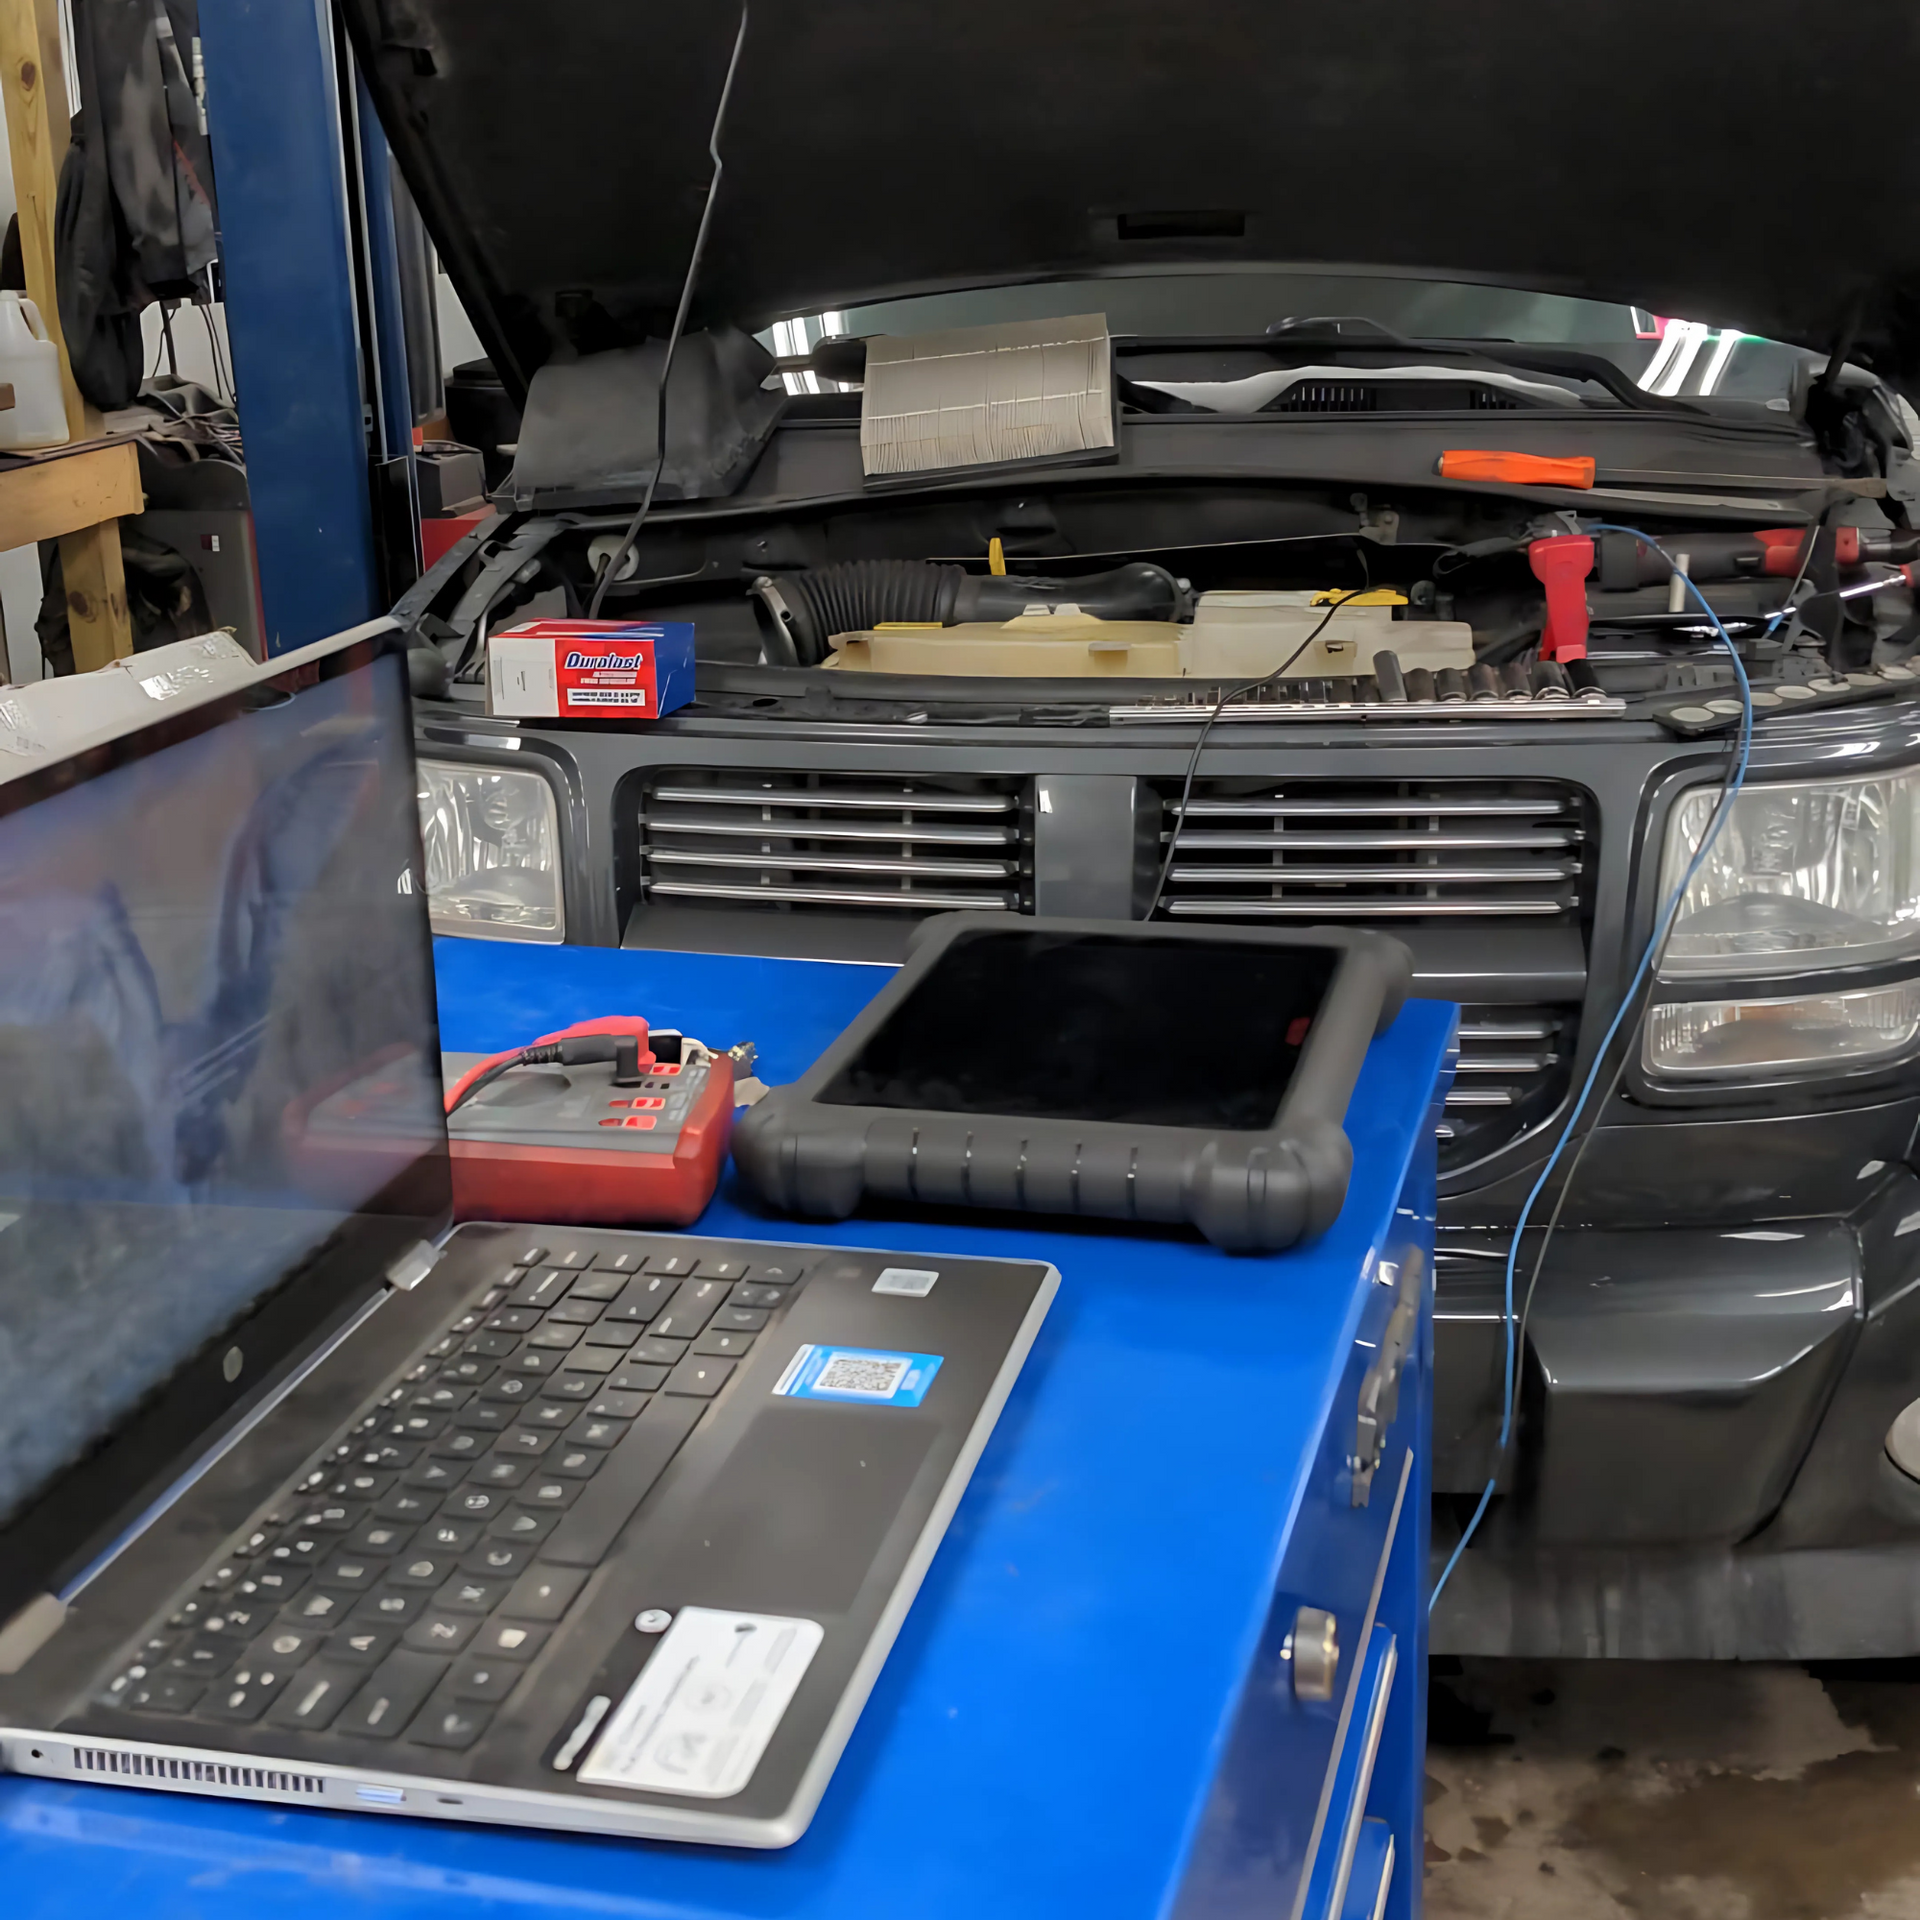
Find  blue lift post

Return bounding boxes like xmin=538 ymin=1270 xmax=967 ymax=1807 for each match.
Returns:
xmin=195 ymin=0 xmax=383 ymax=654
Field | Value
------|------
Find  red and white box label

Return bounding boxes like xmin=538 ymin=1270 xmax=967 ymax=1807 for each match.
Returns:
xmin=487 ymin=620 xmax=695 ymax=720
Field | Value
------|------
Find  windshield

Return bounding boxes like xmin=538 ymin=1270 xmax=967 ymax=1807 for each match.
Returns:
xmin=770 ymin=270 xmax=1812 ymax=406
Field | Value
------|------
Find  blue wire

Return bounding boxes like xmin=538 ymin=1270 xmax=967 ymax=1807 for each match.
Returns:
xmin=1428 ymin=522 xmax=1756 ymax=1612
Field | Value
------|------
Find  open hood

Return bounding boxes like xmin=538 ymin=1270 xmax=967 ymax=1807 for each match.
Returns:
xmin=347 ymin=0 xmax=1920 ymax=404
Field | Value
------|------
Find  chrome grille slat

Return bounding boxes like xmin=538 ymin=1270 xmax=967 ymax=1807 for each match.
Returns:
xmin=1168 ymin=862 xmax=1580 ymax=884
xmin=1176 ymin=797 xmax=1571 ymax=818
xmin=639 ymin=772 xmax=1032 ymax=919
xmin=1167 ymin=829 xmax=1578 ymax=852
xmin=648 ymin=879 xmax=1018 ymax=911
xmin=644 ymin=813 xmax=1017 ymax=846
xmin=1166 ymin=898 xmax=1570 ymax=917
xmin=650 ymin=784 xmax=1015 ymax=814
xmin=647 ymin=848 xmax=1014 ymax=881
xmin=1438 ymin=1002 xmax=1578 ymax=1157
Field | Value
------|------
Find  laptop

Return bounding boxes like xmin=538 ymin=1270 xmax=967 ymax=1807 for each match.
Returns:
xmin=0 ymin=630 xmax=1056 ymax=1846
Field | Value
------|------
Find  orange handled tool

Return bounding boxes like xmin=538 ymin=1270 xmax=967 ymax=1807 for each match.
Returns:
xmin=1437 ymin=450 xmax=1597 ymax=489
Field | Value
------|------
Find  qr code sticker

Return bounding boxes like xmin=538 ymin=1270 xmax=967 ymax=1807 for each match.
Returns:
xmin=773 ymin=1343 xmax=943 ymax=1406
xmin=814 ymin=1353 xmax=911 ymax=1398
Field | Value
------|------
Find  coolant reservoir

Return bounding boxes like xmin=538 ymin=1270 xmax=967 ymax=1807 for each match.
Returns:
xmin=823 ymin=592 xmax=1478 ymax=680
xmin=827 ymin=610 xmax=1184 ymax=676
xmin=0 ymin=294 xmax=70 ymax=450
xmin=1183 ymin=590 xmax=1472 ymax=679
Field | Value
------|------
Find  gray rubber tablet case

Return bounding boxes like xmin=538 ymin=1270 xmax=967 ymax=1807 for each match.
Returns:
xmin=733 ymin=915 xmax=1412 ymax=1252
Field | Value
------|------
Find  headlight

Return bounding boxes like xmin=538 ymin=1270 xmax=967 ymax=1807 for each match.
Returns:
xmin=1645 ymin=980 xmax=1920 ymax=1078
xmin=416 ymin=758 xmax=564 ymax=941
xmin=1660 ymin=768 xmax=1920 ymax=978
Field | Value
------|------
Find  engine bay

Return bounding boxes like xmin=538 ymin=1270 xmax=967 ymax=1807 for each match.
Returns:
xmin=421 ymin=485 xmax=1920 ymax=731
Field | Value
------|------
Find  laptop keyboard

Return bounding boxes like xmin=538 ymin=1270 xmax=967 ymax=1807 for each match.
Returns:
xmin=89 ymin=1235 xmax=806 ymax=1754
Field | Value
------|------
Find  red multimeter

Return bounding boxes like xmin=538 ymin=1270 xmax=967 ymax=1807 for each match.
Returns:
xmin=441 ymin=1017 xmax=740 ymax=1227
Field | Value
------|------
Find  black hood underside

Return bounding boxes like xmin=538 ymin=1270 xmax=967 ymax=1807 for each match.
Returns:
xmin=348 ymin=0 xmax=1920 ymax=401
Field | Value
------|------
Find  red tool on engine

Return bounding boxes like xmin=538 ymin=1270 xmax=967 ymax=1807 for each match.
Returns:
xmin=1528 ymin=534 xmax=1595 ymax=662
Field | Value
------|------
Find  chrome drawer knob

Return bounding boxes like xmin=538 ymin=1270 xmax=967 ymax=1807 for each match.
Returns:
xmin=1288 ymin=1606 xmax=1340 ymax=1702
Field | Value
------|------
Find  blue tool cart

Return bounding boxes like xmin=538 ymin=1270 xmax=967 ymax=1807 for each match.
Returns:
xmin=0 ymin=945 xmax=1454 ymax=1920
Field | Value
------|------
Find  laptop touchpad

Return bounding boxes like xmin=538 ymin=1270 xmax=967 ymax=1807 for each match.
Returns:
xmin=664 ymin=1403 xmax=938 ymax=1617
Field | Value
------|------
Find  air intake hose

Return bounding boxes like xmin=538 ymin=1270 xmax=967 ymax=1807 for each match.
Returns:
xmin=751 ymin=560 xmax=1187 ymax=665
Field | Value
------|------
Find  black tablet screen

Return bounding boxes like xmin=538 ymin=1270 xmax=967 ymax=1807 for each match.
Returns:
xmin=820 ymin=929 xmax=1337 ymax=1129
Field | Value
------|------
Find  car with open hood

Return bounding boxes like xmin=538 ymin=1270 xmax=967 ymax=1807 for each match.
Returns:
xmin=352 ymin=0 xmax=1920 ymax=1660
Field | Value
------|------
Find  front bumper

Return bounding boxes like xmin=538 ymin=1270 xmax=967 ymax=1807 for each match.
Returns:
xmin=1430 ymin=1159 xmax=1920 ymax=1658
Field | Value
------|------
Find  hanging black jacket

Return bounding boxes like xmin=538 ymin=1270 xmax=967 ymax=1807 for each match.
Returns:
xmin=54 ymin=0 xmax=221 ymax=410
xmin=53 ymin=106 xmax=144 ymax=410
xmin=82 ymin=0 xmax=219 ymax=298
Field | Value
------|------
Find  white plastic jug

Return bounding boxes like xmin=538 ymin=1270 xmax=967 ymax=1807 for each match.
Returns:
xmin=0 ymin=294 xmax=70 ymax=450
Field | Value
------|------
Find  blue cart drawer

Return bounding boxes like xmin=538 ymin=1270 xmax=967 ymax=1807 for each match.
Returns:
xmin=1170 ymin=1233 xmax=1430 ymax=1920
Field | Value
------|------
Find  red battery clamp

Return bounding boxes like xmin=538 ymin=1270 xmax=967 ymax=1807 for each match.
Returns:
xmin=443 ymin=1016 xmax=739 ymax=1227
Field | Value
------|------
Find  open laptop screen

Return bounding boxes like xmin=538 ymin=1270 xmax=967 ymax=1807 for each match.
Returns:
xmin=0 ymin=644 xmax=445 ymax=1538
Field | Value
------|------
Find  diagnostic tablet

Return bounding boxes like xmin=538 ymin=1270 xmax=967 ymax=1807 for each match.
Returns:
xmin=733 ymin=915 xmax=1413 ymax=1251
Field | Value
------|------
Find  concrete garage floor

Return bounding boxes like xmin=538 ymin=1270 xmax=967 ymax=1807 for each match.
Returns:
xmin=1424 ymin=1658 xmax=1920 ymax=1918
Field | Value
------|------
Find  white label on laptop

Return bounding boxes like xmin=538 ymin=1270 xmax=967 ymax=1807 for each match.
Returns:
xmin=576 ymin=1608 xmax=824 ymax=1798
xmin=872 ymin=1266 xmax=938 ymax=1297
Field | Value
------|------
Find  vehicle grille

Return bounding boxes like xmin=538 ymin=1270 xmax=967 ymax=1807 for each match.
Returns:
xmin=1152 ymin=779 xmax=1589 ymax=1167
xmin=1150 ymin=778 xmax=1587 ymax=923
xmin=1439 ymin=1005 xmax=1576 ymax=1167
xmin=637 ymin=771 xmax=1032 ymax=916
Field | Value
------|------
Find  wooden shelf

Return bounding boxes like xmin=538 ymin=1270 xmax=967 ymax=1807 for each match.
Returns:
xmin=0 ymin=439 xmax=141 ymax=550
xmin=0 ymin=0 xmax=135 ymax=672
